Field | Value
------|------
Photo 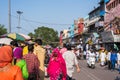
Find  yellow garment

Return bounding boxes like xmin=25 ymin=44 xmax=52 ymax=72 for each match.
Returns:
xmin=23 ymin=46 xmax=28 ymax=56
xmin=34 ymin=45 xmax=45 ymax=80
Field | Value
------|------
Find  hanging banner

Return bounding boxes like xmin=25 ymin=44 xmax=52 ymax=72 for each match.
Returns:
xmin=78 ymin=18 xmax=84 ymax=34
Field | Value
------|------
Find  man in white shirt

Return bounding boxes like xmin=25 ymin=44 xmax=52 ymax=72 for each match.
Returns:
xmin=107 ymin=49 xmax=112 ymax=70
xmin=117 ymin=51 xmax=120 ymax=74
xmin=62 ymin=44 xmax=80 ymax=80
xmin=100 ymin=48 xmax=106 ymax=66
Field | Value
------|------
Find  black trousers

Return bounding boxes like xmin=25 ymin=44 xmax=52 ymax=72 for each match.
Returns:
xmin=108 ymin=60 xmax=111 ymax=70
xmin=66 ymin=75 xmax=72 ymax=80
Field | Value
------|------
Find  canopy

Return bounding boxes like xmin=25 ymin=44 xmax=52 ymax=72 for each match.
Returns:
xmin=0 ymin=38 xmax=13 ymax=45
xmin=1 ymin=33 xmax=31 ymax=41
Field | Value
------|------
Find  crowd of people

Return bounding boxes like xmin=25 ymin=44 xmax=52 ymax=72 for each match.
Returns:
xmin=72 ymin=43 xmax=120 ymax=74
xmin=1 ymin=37 xmax=120 ymax=80
xmin=0 ymin=39 xmax=80 ymax=80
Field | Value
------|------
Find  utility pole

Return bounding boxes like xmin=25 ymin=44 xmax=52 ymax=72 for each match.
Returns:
xmin=17 ymin=11 xmax=23 ymax=33
xmin=8 ymin=0 xmax=11 ymax=33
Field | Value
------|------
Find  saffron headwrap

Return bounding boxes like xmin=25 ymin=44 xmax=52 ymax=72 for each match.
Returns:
xmin=0 ymin=46 xmax=13 ymax=68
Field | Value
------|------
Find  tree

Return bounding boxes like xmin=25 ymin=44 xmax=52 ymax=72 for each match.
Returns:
xmin=0 ymin=24 xmax=7 ymax=36
xmin=29 ymin=26 xmax=59 ymax=47
xmin=28 ymin=32 xmax=34 ymax=39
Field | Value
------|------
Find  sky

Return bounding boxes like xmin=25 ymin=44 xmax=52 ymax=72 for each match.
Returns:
xmin=0 ymin=0 xmax=99 ymax=35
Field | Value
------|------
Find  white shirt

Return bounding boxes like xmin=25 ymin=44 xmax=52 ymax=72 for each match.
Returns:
xmin=100 ymin=52 xmax=106 ymax=61
xmin=88 ymin=51 xmax=96 ymax=62
xmin=62 ymin=50 xmax=78 ymax=77
xmin=107 ymin=52 xmax=111 ymax=61
xmin=96 ymin=52 xmax=99 ymax=58
xmin=76 ymin=50 xmax=80 ymax=56
xmin=117 ymin=53 xmax=120 ymax=65
xmin=86 ymin=50 xmax=91 ymax=60
xmin=117 ymin=53 xmax=120 ymax=61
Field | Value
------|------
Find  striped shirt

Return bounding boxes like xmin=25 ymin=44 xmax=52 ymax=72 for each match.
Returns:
xmin=23 ymin=53 xmax=40 ymax=73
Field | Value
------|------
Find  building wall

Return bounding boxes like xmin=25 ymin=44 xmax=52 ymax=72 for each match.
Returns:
xmin=105 ymin=0 xmax=120 ymax=23
xmin=88 ymin=6 xmax=101 ymax=33
xmin=74 ymin=20 xmax=78 ymax=34
xmin=62 ymin=29 xmax=69 ymax=39
xmin=89 ymin=7 xmax=100 ymax=20
xmin=84 ymin=16 xmax=89 ymax=33
xmin=69 ymin=24 xmax=74 ymax=38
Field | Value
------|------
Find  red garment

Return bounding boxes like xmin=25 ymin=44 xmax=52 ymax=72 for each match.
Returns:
xmin=78 ymin=23 xmax=84 ymax=34
xmin=23 ymin=53 xmax=40 ymax=73
xmin=47 ymin=48 xmax=67 ymax=80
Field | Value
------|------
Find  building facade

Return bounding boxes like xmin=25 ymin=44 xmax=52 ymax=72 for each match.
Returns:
xmin=105 ymin=0 xmax=120 ymax=23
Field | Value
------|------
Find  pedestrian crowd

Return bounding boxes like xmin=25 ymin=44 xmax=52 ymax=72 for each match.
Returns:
xmin=73 ymin=43 xmax=120 ymax=74
xmin=0 ymin=39 xmax=80 ymax=80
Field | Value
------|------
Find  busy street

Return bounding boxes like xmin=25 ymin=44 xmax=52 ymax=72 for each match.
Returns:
xmin=73 ymin=60 xmax=120 ymax=80
xmin=1 ymin=0 xmax=120 ymax=80
xmin=45 ymin=59 xmax=120 ymax=80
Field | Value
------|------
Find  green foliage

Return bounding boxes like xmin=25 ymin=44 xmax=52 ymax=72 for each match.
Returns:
xmin=29 ymin=26 xmax=59 ymax=47
xmin=28 ymin=32 xmax=34 ymax=39
xmin=0 ymin=24 xmax=7 ymax=36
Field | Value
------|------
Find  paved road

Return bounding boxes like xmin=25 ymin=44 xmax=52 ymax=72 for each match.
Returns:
xmin=45 ymin=60 xmax=120 ymax=80
xmin=73 ymin=60 xmax=120 ymax=80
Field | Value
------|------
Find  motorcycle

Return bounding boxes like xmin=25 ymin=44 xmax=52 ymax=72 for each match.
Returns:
xmin=87 ymin=52 xmax=96 ymax=69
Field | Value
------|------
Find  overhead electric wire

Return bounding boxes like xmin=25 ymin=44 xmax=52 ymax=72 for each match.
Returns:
xmin=21 ymin=27 xmax=31 ymax=34
xmin=22 ymin=16 xmax=37 ymax=30
xmin=11 ymin=14 xmax=72 ymax=26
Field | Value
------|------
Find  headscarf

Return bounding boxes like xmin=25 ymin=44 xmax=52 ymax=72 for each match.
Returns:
xmin=50 ymin=48 xmax=62 ymax=59
xmin=0 ymin=46 xmax=13 ymax=68
xmin=13 ymin=47 xmax=23 ymax=59
xmin=47 ymin=48 xmax=67 ymax=80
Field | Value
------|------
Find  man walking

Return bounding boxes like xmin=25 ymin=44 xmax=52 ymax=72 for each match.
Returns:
xmin=34 ymin=39 xmax=46 ymax=80
xmin=110 ymin=49 xmax=117 ymax=71
xmin=62 ymin=44 xmax=80 ymax=80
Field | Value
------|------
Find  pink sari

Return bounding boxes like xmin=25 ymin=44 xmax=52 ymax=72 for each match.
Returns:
xmin=47 ymin=48 xmax=67 ymax=80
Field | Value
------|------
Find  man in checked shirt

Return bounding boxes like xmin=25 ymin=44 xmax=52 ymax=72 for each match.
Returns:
xmin=23 ymin=44 xmax=40 ymax=80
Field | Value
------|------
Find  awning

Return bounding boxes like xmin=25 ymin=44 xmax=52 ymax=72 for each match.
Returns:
xmin=88 ymin=17 xmax=100 ymax=26
xmin=93 ymin=32 xmax=99 ymax=38
xmin=101 ymin=31 xmax=114 ymax=43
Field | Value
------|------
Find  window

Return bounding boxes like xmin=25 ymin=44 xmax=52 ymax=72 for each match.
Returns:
xmin=107 ymin=4 xmax=111 ymax=10
xmin=111 ymin=2 xmax=114 ymax=8
xmin=106 ymin=5 xmax=110 ymax=11
xmin=113 ymin=1 xmax=115 ymax=8
xmin=116 ymin=0 xmax=119 ymax=6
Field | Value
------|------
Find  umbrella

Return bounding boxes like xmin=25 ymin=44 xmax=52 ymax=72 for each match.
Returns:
xmin=18 ymin=33 xmax=31 ymax=40
xmin=1 ymin=33 xmax=25 ymax=41
xmin=0 ymin=38 xmax=13 ymax=45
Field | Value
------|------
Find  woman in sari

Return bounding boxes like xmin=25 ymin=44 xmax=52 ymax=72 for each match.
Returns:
xmin=0 ymin=46 xmax=23 ymax=80
xmin=10 ymin=40 xmax=28 ymax=80
xmin=47 ymin=48 xmax=67 ymax=80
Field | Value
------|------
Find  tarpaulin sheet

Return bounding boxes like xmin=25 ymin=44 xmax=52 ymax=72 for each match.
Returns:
xmin=101 ymin=31 xmax=114 ymax=43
